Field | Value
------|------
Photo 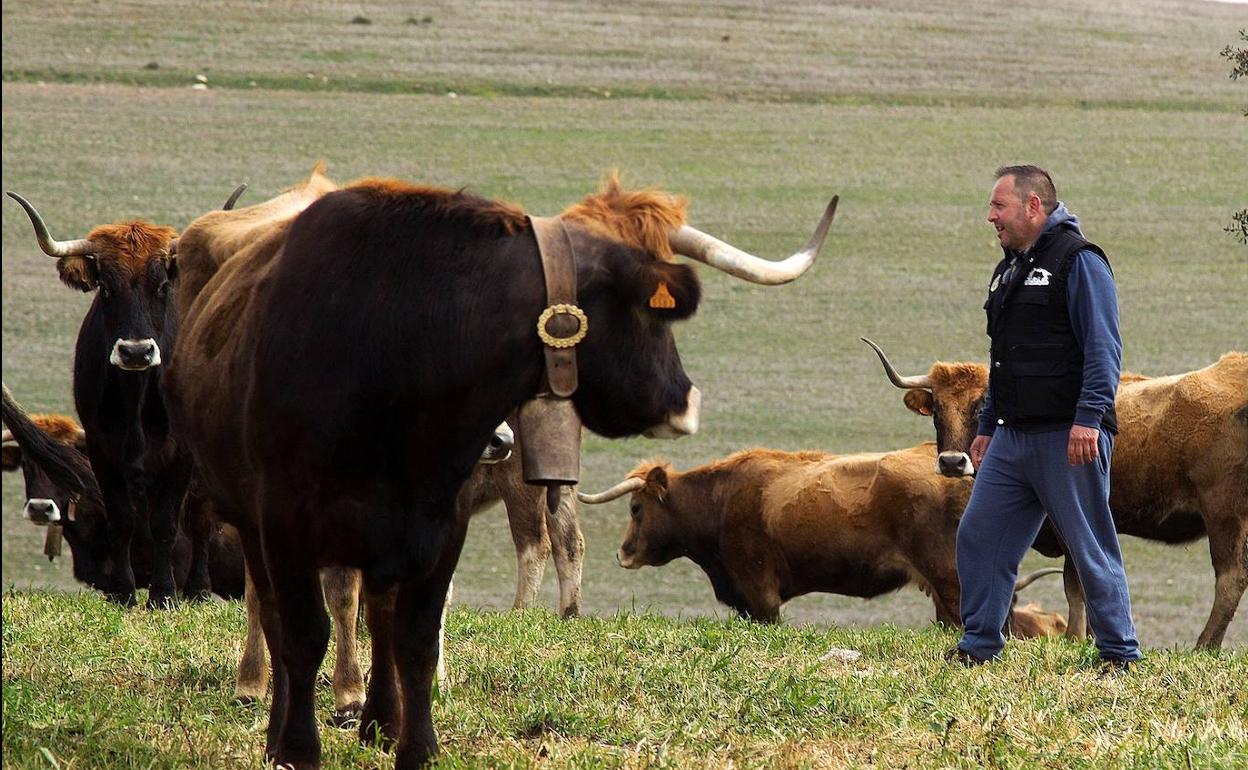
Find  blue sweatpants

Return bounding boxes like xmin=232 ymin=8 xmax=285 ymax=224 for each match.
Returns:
xmin=956 ymin=426 xmax=1141 ymax=661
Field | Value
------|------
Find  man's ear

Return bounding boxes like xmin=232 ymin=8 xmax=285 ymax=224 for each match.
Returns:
xmin=640 ymin=261 xmax=700 ymax=321
xmin=1 ymin=445 xmax=22 ymax=472
xmin=904 ymin=389 xmax=934 ymax=417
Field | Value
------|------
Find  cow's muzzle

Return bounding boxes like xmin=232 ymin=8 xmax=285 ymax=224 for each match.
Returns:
xmin=937 ymin=451 xmax=974 ymax=477
xmin=644 ymin=386 xmax=701 ymax=439
xmin=24 ymin=498 xmax=61 ymax=525
xmin=110 ymin=338 xmax=162 ymax=371
xmin=615 ymin=549 xmax=639 ymax=569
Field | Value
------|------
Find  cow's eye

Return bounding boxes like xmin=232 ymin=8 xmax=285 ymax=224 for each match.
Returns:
xmin=630 ymin=502 xmax=641 ymax=518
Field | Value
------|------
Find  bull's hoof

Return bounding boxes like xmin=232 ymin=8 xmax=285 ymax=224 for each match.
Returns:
xmin=329 ymin=702 xmax=363 ymax=729
xmin=233 ymin=694 xmax=261 ymax=707
xmin=182 ymin=587 xmax=212 ymax=603
xmin=145 ymin=592 xmax=178 ymax=610
xmin=106 ymin=591 xmax=138 ymax=608
xmin=359 ymin=717 xmax=398 ymax=749
xmin=395 ymin=740 xmax=439 ymax=770
xmin=559 ymin=604 xmax=580 ymax=620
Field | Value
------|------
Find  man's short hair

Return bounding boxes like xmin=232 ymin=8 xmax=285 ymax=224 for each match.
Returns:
xmin=995 ymin=165 xmax=1057 ymax=214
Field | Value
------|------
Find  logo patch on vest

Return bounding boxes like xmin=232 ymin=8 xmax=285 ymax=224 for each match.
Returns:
xmin=1023 ymin=267 xmax=1052 ymax=286
xmin=990 ymin=274 xmax=1000 ymax=292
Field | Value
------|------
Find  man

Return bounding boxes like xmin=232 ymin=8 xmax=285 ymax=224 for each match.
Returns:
xmin=947 ymin=165 xmax=1141 ymax=672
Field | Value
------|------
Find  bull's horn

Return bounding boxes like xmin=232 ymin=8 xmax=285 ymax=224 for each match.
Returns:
xmin=1 ymin=429 xmax=12 ymax=444
xmin=223 ymin=183 xmax=248 ymax=211
xmin=861 ymin=337 xmax=932 ymax=390
xmin=1015 ymin=567 xmax=1063 ymax=592
xmin=576 ymin=477 xmax=645 ymax=504
xmin=6 ymin=192 xmax=96 ymax=258
xmin=667 ymin=195 xmax=838 ymax=285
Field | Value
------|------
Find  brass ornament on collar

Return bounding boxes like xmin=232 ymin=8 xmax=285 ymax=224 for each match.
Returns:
xmin=536 ymin=303 xmax=588 ymax=349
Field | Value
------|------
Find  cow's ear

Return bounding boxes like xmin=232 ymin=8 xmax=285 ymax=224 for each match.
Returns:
xmin=1 ymin=445 xmax=21 ymax=472
xmin=904 ymin=389 xmax=933 ymax=416
xmin=57 ymin=256 xmax=98 ymax=293
xmin=165 ymin=255 xmax=178 ymax=282
xmin=639 ymin=261 xmax=700 ymax=321
xmin=644 ymin=465 xmax=670 ymax=497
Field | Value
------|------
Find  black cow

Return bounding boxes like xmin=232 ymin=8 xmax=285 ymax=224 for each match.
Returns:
xmin=166 ymin=168 xmax=836 ymax=769
xmin=1 ymin=385 xmax=243 ymax=599
xmin=6 ymin=188 xmax=243 ymax=608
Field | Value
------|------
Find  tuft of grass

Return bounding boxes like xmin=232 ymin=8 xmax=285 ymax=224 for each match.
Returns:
xmin=3 ymin=592 xmax=1246 ymax=769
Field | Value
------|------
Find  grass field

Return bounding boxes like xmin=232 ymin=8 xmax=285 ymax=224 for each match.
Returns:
xmin=2 ymin=1 xmax=1246 ymax=764
xmin=4 ymin=592 xmax=1247 ymax=770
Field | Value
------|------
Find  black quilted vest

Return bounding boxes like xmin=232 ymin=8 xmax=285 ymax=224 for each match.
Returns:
xmin=984 ymin=224 xmax=1117 ymax=433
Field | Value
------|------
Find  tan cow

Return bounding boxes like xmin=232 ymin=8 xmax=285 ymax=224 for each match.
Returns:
xmin=579 ymin=442 xmax=1064 ymax=635
xmin=865 ymin=339 xmax=1248 ymax=649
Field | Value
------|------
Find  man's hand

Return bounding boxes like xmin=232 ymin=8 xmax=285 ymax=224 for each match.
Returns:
xmin=1068 ymin=425 xmax=1100 ymax=466
xmin=970 ymin=435 xmax=992 ymax=470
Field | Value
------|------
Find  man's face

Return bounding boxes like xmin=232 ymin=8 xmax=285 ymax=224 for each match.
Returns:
xmin=987 ymin=175 xmax=1040 ymax=251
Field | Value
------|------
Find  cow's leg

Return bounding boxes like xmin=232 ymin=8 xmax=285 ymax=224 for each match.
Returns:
xmin=95 ymin=463 xmax=139 ymax=606
xmin=1196 ymin=487 xmax=1248 ymax=650
xmin=437 ymin=579 xmax=453 ymax=691
xmin=234 ymin=564 xmax=270 ymax=704
xmin=1062 ymin=558 xmax=1089 ymax=640
xmin=504 ymin=490 xmax=549 ymax=610
xmin=359 ymin=583 xmax=400 ymax=747
xmin=321 ymin=566 xmax=366 ymax=724
xmin=262 ymin=519 xmax=329 ymax=769
xmin=181 ymin=484 xmax=214 ymax=601
xmin=546 ymin=487 xmax=584 ymax=618
xmin=144 ymin=455 xmax=192 ymax=609
xmin=391 ymin=518 xmax=468 ymax=770
xmin=235 ymin=524 xmax=287 ymax=761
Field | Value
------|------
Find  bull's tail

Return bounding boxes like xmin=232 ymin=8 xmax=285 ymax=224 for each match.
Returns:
xmin=1 ymin=383 xmax=101 ymax=503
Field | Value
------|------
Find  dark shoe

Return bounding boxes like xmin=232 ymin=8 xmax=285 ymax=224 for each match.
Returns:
xmin=944 ymin=646 xmax=988 ymax=667
xmin=1097 ymin=657 xmax=1136 ymax=678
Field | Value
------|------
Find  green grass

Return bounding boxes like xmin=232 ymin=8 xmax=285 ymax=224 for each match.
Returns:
xmin=2 ymin=0 xmax=1246 ymax=664
xmin=4 ymin=592 xmax=1246 ymax=769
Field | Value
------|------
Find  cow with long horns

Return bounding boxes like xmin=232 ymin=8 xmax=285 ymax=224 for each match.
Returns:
xmin=5 ymin=186 xmax=245 ymax=607
xmin=164 ymin=167 xmax=837 ymax=769
xmin=579 ymin=442 xmax=1066 ymax=633
xmin=863 ymin=338 xmax=1248 ymax=649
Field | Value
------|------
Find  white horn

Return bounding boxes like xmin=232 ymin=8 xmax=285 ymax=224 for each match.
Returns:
xmin=6 ymin=192 xmax=96 ymax=258
xmin=1015 ymin=567 xmax=1063 ymax=592
xmin=861 ymin=337 xmax=932 ymax=390
xmin=1 ymin=429 xmax=13 ymax=444
xmin=668 ymin=195 xmax=838 ymax=285
xmin=576 ymin=477 xmax=646 ymax=505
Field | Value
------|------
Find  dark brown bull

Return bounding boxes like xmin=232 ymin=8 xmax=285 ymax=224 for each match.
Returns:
xmin=6 ymin=187 xmax=245 ymax=607
xmin=165 ymin=167 xmax=836 ymax=768
xmin=864 ymin=339 xmax=1248 ymax=649
xmin=579 ymin=442 xmax=1065 ymax=635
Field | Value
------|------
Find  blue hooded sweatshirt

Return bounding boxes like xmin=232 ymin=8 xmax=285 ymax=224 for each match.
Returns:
xmin=977 ymin=203 xmax=1123 ymax=436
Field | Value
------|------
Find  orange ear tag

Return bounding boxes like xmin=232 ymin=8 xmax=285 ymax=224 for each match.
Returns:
xmin=649 ymin=281 xmax=676 ymax=309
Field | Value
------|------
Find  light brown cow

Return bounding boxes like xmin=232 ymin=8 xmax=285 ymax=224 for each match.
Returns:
xmin=865 ymin=339 xmax=1248 ymax=649
xmin=579 ymin=442 xmax=1064 ymax=635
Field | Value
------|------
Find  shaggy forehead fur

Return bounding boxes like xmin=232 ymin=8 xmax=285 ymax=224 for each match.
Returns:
xmin=58 ymin=221 xmax=176 ymax=289
xmin=30 ymin=414 xmax=84 ymax=445
xmin=347 ymin=177 xmax=528 ymax=234
xmin=561 ymin=172 xmax=688 ymax=261
xmin=929 ymin=362 xmax=989 ymax=396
